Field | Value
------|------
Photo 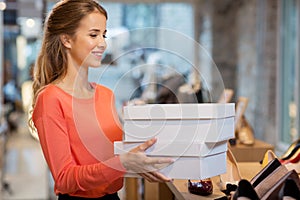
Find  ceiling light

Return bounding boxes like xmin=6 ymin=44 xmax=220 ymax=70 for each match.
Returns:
xmin=0 ymin=2 xmax=6 ymax=11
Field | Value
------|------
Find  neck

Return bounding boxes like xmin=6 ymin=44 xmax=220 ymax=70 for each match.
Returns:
xmin=57 ymin=63 xmax=94 ymax=98
xmin=65 ymin=65 xmax=90 ymax=89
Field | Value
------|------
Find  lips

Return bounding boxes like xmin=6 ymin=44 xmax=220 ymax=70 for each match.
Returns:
xmin=92 ymin=51 xmax=103 ymax=59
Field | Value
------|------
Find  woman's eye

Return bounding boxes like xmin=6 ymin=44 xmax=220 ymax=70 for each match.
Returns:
xmin=103 ymin=35 xmax=107 ymax=39
xmin=90 ymin=34 xmax=97 ymax=38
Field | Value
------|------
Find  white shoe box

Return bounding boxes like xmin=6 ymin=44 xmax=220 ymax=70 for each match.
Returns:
xmin=123 ymin=103 xmax=235 ymax=143
xmin=115 ymin=149 xmax=226 ymax=180
xmin=116 ymin=103 xmax=234 ymax=179
xmin=114 ymin=140 xmax=228 ymax=157
xmin=157 ymin=152 xmax=226 ymax=179
xmin=114 ymin=140 xmax=228 ymax=179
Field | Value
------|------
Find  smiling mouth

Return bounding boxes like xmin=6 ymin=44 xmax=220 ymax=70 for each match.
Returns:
xmin=92 ymin=52 xmax=103 ymax=59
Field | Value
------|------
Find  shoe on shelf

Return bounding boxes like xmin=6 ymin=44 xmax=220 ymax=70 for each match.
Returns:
xmin=237 ymin=116 xmax=255 ymax=146
xmin=261 ymin=150 xmax=277 ymax=168
xmin=261 ymin=169 xmax=300 ymax=200
xmin=231 ymin=179 xmax=259 ymax=200
xmin=217 ymin=149 xmax=242 ymax=194
xmin=281 ymin=147 xmax=300 ymax=165
xmin=187 ymin=178 xmax=213 ymax=196
xmin=250 ymin=158 xmax=281 ymax=189
xmin=234 ymin=97 xmax=249 ymax=132
xmin=251 ymin=158 xmax=289 ymax=199
xmin=261 ymin=150 xmax=300 ymax=174
xmin=280 ymin=138 xmax=300 ymax=161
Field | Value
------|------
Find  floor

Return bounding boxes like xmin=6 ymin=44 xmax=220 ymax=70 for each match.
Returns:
xmin=1 ymin=113 xmax=50 ymax=200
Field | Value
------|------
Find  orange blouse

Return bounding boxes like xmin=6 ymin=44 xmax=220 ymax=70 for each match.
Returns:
xmin=32 ymin=83 xmax=126 ymax=198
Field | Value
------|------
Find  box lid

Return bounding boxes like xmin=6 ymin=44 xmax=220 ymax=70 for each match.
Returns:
xmin=123 ymin=103 xmax=235 ymax=120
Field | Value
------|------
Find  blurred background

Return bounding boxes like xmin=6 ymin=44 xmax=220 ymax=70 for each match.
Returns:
xmin=0 ymin=0 xmax=299 ymax=199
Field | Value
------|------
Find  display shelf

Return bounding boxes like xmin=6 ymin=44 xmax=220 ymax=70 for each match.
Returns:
xmin=229 ymin=139 xmax=274 ymax=162
xmin=167 ymin=162 xmax=263 ymax=200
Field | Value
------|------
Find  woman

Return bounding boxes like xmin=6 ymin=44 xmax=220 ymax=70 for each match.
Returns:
xmin=30 ymin=0 xmax=173 ymax=199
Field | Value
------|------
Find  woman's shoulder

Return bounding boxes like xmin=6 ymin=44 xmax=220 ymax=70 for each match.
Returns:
xmin=36 ymin=84 xmax=70 ymax=103
xmin=38 ymin=84 xmax=66 ymax=96
xmin=93 ymin=83 xmax=113 ymax=94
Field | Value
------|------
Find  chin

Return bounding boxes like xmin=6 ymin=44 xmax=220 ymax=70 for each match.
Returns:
xmin=89 ymin=61 xmax=102 ymax=68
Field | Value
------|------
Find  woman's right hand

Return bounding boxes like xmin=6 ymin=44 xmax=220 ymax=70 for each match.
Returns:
xmin=119 ymin=138 xmax=174 ymax=182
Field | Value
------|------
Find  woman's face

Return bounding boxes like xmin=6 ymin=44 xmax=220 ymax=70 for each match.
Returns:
xmin=67 ymin=11 xmax=107 ymax=68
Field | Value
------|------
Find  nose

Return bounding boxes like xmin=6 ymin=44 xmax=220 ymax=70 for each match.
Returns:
xmin=98 ymin=37 xmax=107 ymax=50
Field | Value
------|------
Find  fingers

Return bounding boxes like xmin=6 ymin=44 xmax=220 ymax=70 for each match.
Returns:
xmin=150 ymin=171 xmax=172 ymax=182
xmin=137 ymin=138 xmax=157 ymax=152
xmin=139 ymin=172 xmax=161 ymax=182
xmin=144 ymin=156 xmax=174 ymax=166
xmin=139 ymin=171 xmax=172 ymax=183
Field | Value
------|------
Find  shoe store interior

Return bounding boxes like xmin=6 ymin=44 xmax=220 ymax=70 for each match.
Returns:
xmin=0 ymin=0 xmax=300 ymax=199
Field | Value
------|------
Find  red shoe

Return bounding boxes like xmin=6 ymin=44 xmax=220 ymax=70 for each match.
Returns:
xmin=281 ymin=148 xmax=300 ymax=164
xmin=188 ymin=178 xmax=213 ymax=196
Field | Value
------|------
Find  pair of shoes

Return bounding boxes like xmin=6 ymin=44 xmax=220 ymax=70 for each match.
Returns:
xmin=217 ymin=149 xmax=242 ymax=194
xmin=188 ymin=178 xmax=213 ymax=196
xmin=262 ymin=170 xmax=300 ymax=199
xmin=231 ymin=179 xmax=259 ymax=200
xmin=261 ymin=150 xmax=300 ymax=174
xmin=251 ymin=158 xmax=300 ymax=199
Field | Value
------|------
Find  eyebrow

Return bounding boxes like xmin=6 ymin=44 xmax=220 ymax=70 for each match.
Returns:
xmin=89 ymin=29 xmax=107 ymax=34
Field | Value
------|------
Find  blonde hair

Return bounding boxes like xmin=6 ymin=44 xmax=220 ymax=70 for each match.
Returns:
xmin=29 ymin=0 xmax=107 ymax=129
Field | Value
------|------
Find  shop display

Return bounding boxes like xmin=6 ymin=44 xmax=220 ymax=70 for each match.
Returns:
xmin=216 ymin=158 xmax=300 ymax=199
xmin=252 ymin=158 xmax=300 ymax=199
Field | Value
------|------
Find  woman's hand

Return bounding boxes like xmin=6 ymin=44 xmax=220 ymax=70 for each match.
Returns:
xmin=119 ymin=138 xmax=174 ymax=182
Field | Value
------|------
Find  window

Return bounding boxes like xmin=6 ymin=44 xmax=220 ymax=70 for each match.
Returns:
xmin=279 ymin=0 xmax=299 ymax=144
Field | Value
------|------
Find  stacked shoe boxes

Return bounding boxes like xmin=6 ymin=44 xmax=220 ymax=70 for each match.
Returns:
xmin=114 ymin=103 xmax=235 ymax=180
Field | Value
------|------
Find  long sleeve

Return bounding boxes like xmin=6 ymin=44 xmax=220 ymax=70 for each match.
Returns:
xmin=32 ymin=84 xmax=125 ymax=197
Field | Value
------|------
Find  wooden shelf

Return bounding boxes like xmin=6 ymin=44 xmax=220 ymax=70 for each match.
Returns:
xmin=229 ymin=139 xmax=274 ymax=162
xmin=167 ymin=162 xmax=263 ymax=200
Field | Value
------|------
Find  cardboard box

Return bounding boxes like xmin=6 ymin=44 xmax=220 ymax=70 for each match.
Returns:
xmin=124 ymin=117 xmax=234 ymax=143
xmin=114 ymin=141 xmax=228 ymax=179
xmin=123 ymin=103 xmax=235 ymax=143
xmin=118 ymin=152 xmax=226 ymax=180
xmin=117 ymin=103 xmax=234 ymax=179
xmin=114 ymin=140 xmax=228 ymax=157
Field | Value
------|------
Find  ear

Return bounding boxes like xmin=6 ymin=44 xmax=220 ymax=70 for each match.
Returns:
xmin=60 ymin=34 xmax=72 ymax=49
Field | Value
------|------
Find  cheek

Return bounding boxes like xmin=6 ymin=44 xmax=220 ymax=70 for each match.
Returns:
xmin=81 ymin=41 xmax=96 ymax=57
